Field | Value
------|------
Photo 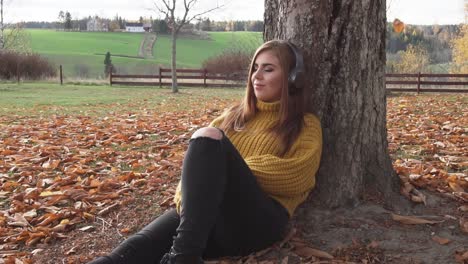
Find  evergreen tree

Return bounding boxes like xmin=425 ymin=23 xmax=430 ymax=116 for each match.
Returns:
xmin=64 ymin=12 xmax=72 ymax=31
xmin=104 ymin=51 xmax=115 ymax=77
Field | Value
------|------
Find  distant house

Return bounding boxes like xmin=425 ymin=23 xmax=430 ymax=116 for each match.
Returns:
xmin=87 ymin=17 xmax=108 ymax=32
xmin=125 ymin=22 xmax=145 ymax=33
xmin=143 ymin=23 xmax=152 ymax=32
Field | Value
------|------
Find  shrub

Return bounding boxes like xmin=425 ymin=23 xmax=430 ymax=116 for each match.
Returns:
xmin=394 ymin=44 xmax=430 ymax=73
xmin=202 ymin=50 xmax=251 ymax=79
xmin=0 ymin=51 xmax=56 ymax=80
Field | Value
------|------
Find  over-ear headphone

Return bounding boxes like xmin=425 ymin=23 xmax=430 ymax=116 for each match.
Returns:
xmin=285 ymin=41 xmax=305 ymax=95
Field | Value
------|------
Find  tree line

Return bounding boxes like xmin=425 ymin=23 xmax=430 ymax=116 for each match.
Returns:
xmin=20 ymin=15 xmax=264 ymax=33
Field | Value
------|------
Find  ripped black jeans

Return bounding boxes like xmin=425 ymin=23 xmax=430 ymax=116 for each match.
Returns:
xmin=95 ymin=133 xmax=289 ymax=263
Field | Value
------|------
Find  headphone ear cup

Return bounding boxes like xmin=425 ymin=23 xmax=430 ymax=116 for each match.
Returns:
xmin=288 ymin=69 xmax=298 ymax=95
xmin=286 ymin=41 xmax=304 ymax=95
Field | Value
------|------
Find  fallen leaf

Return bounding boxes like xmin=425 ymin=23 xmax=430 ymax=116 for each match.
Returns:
xmin=455 ymin=250 xmax=468 ymax=263
xmin=79 ymin=226 xmax=95 ymax=232
xmin=460 ymin=218 xmax=468 ymax=233
xmin=449 ymin=182 xmax=465 ymax=193
xmin=391 ymin=214 xmax=444 ymax=225
xmin=7 ymin=214 xmax=29 ymax=227
xmin=453 ymin=192 xmax=468 ymax=202
xmin=409 ymin=174 xmax=422 ymax=180
xmin=65 ymin=246 xmax=78 ymax=255
xmin=97 ymin=203 xmax=120 ymax=216
xmin=294 ymin=246 xmax=333 ymax=260
xmin=432 ymin=235 xmax=450 ymax=245
xmin=120 ymin=227 xmax=131 ymax=234
xmin=39 ymin=191 xmax=64 ymax=197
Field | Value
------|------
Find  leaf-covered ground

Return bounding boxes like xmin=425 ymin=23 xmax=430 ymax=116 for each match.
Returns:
xmin=0 ymin=88 xmax=466 ymax=264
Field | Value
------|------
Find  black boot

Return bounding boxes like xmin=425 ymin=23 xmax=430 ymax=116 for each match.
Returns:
xmin=87 ymin=233 xmax=150 ymax=264
xmin=159 ymin=247 xmax=204 ymax=264
xmin=88 ymin=256 xmax=113 ymax=264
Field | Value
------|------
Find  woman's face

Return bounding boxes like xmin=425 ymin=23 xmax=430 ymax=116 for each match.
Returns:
xmin=251 ymin=50 xmax=284 ymax=102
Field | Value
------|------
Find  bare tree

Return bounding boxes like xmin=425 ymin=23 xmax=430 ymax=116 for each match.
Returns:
xmin=153 ymin=0 xmax=223 ymax=93
xmin=264 ymin=0 xmax=401 ymax=209
xmin=0 ymin=0 xmax=30 ymax=52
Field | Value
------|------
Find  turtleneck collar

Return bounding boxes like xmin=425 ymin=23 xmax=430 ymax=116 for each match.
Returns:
xmin=256 ymin=100 xmax=280 ymax=112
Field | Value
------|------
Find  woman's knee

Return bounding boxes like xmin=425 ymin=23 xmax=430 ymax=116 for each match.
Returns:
xmin=191 ymin=127 xmax=223 ymax=140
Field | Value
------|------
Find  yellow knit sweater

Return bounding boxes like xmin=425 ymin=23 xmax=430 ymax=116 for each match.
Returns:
xmin=174 ymin=100 xmax=322 ymax=217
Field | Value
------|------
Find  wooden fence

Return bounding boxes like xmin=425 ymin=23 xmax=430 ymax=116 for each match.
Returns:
xmin=110 ymin=69 xmax=468 ymax=93
xmin=110 ymin=68 xmax=246 ymax=88
xmin=386 ymin=73 xmax=468 ymax=93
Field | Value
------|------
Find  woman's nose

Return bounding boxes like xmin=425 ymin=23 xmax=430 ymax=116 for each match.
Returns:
xmin=253 ymin=70 xmax=263 ymax=80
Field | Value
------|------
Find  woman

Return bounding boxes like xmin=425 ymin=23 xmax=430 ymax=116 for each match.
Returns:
xmin=89 ymin=39 xmax=322 ymax=264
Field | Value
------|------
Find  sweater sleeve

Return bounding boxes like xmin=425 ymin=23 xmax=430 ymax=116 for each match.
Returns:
xmin=209 ymin=115 xmax=224 ymax=127
xmin=244 ymin=114 xmax=322 ymax=198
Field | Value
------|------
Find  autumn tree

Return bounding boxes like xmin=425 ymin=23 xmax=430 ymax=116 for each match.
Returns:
xmin=395 ymin=44 xmax=430 ymax=73
xmin=450 ymin=3 xmax=468 ymax=73
xmin=265 ymin=0 xmax=400 ymax=208
xmin=153 ymin=0 xmax=223 ymax=93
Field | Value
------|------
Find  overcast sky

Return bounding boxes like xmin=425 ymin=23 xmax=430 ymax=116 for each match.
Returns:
xmin=2 ymin=0 xmax=466 ymax=25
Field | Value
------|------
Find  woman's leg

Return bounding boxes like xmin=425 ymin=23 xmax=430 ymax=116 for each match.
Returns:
xmin=167 ymin=127 xmax=288 ymax=261
xmin=169 ymin=128 xmax=227 ymax=258
xmin=88 ymin=209 xmax=179 ymax=264
xmin=203 ymin=137 xmax=289 ymax=258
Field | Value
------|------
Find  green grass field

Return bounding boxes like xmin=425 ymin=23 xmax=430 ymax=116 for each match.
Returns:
xmin=26 ymin=30 xmax=263 ymax=79
xmin=0 ymin=82 xmax=244 ymax=116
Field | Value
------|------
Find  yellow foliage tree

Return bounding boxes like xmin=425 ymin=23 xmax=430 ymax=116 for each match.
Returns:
xmin=450 ymin=24 xmax=468 ymax=73
xmin=395 ymin=44 xmax=430 ymax=73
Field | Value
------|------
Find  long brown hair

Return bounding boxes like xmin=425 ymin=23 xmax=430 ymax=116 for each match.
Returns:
xmin=218 ymin=40 xmax=305 ymax=156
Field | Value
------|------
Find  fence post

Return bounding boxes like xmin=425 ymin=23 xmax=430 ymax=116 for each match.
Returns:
xmin=159 ymin=67 xmax=162 ymax=88
xmin=417 ymin=72 xmax=421 ymax=94
xmin=60 ymin=65 xmax=63 ymax=85
xmin=109 ymin=70 xmax=113 ymax=86
xmin=203 ymin=68 xmax=207 ymax=88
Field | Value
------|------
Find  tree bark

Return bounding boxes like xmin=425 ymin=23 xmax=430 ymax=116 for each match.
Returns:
xmin=171 ymin=30 xmax=178 ymax=93
xmin=0 ymin=0 xmax=4 ymax=50
xmin=264 ymin=0 xmax=400 ymax=208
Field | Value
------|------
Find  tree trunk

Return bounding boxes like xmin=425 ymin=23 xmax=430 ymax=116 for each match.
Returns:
xmin=171 ymin=30 xmax=178 ymax=93
xmin=264 ymin=0 xmax=400 ymax=208
xmin=0 ymin=0 xmax=4 ymax=50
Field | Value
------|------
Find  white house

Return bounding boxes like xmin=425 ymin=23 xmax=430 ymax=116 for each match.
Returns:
xmin=125 ymin=22 xmax=145 ymax=33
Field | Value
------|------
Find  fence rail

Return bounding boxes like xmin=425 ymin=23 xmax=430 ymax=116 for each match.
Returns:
xmin=110 ymin=67 xmax=246 ymax=88
xmin=110 ymin=69 xmax=468 ymax=93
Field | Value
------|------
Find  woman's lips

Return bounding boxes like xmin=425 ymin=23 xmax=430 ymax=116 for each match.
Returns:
xmin=254 ymin=84 xmax=264 ymax=90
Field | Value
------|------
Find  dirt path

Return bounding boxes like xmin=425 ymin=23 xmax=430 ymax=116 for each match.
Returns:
xmin=138 ymin=33 xmax=157 ymax=58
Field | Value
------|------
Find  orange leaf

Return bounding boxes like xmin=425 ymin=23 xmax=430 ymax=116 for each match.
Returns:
xmin=460 ymin=217 xmax=468 ymax=234
xmin=449 ymin=182 xmax=465 ymax=192
xmin=391 ymin=214 xmax=444 ymax=225
xmin=432 ymin=235 xmax=450 ymax=245
xmin=455 ymin=250 xmax=468 ymax=263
